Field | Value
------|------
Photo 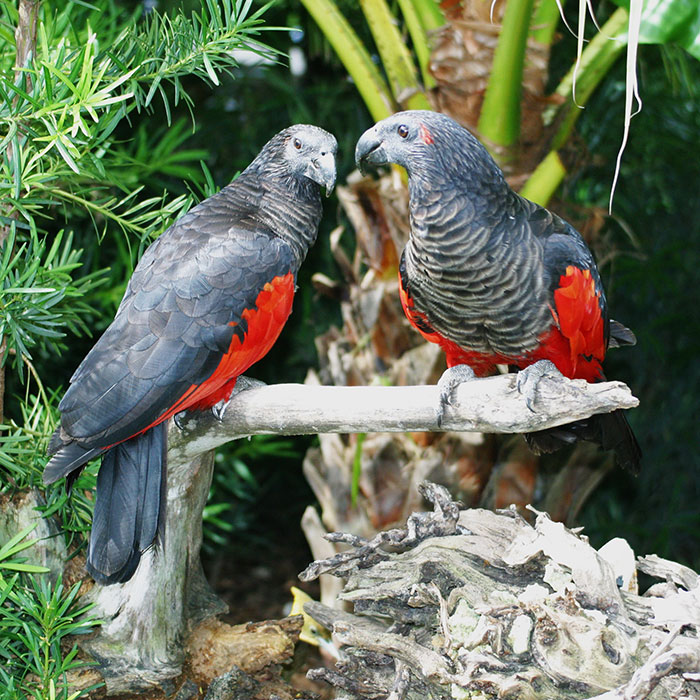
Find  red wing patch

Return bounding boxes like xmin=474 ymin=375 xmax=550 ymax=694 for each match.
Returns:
xmin=153 ymin=272 xmax=296 ymax=421
xmin=419 ymin=124 xmax=434 ymax=145
xmin=398 ymin=270 xmax=438 ymax=342
xmin=399 ymin=267 xmax=607 ymax=381
xmin=550 ymin=265 xmax=605 ymax=378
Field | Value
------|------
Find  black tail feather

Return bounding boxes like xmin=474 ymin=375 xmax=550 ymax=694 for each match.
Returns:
xmin=608 ymin=319 xmax=637 ymax=348
xmin=525 ymin=409 xmax=641 ymax=473
xmin=86 ymin=423 xmax=167 ymax=585
xmin=43 ymin=434 xmax=101 ymax=487
xmin=598 ymin=409 xmax=642 ymax=474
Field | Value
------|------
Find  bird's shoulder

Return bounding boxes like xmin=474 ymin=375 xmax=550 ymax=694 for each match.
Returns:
xmin=518 ymin=197 xmax=599 ymax=283
xmin=66 ymin=209 xmax=296 ymax=388
xmin=126 ymin=198 xmax=295 ymax=294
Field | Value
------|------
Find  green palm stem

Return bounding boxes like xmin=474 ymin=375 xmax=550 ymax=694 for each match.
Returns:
xmin=397 ymin=0 xmax=446 ymax=90
xmin=530 ymin=0 xmax=562 ymax=46
xmin=519 ymin=7 xmax=629 ymax=204
xmin=351 ymin=432 xmax=366 ymax=507
xmin=412 ymin=0 xmax=444 ymax=32
xmin=359 ymin=0 xmax=432 ymax=110
xmin=299 ymin=0 xmax=395 ymax=121
xmin=397 ymin=0 xmax=438 ymax=89
xmin=478 ymin=0 xmax=537 ymax=153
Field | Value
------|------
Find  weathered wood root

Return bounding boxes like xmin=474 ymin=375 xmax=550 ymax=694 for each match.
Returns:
xmin=68 ymin=373 xmax=637 ymax=691
xmin=301 ymin=483 xmax=700 ymax=700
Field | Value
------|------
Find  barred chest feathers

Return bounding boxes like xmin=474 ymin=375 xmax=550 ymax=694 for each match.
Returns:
xmin=402 ymin=192 xmax=555 ymax=359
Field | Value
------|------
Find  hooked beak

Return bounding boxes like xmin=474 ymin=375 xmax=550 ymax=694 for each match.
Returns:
xmin=308 ymin=151 xmax=337 ymax=197
xmin=355 ymin=127 xmax=386 ymax=175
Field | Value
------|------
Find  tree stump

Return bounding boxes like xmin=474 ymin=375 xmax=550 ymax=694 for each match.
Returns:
xmin=81 ymin=450 xmax=227 ymax=691
xmin=41 ymin=374 xmax=639 ymax=692
xmin=300 ymin=482 xmax=700 ymax=700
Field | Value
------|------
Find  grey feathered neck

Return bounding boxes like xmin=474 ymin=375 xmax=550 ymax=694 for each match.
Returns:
xmin=222 ymin=133 xmax=324 ymax=267
xmin=407 ymin=117 xmax=511 ymax=202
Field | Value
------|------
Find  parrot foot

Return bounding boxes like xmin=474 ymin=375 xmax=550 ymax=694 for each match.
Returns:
xmin=173 ymin=376 xmax=268 ymax=428
xmin=211 ymin=375 xmax=267 ymax=422
xmin=436 ymin=364 xmax=476 ymax=427
xmin=211 ymin=399 xmax=229 ymax=422
xmin=516 ymin=360 xmax=562 ymax=411
xmin=173 ymin=411 xmax=189 ymax=431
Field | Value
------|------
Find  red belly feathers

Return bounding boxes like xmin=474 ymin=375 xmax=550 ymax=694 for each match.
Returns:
xmin=398 ymin=265 xmax=605 ymax=382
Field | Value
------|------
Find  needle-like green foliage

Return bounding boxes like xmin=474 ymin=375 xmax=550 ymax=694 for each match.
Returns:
xmin=0 ymin=0 xmax=277 ymax=384
xmin=0 ymin=2 xmax=280 ymax=695
xmin=0 ymin=525 xmax=100 ymax=699
xmin=0 ymin=568 xmax=100 ymax=699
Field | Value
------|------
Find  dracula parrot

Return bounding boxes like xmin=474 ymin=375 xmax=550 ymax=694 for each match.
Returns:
xmin=355 ymin=111 xmax=640 ymax=472
xmin=44 ymin=124 xmax=337 ymax=584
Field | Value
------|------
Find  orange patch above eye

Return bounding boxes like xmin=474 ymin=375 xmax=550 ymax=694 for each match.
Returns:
xmin=419 ymin=124 xmax=434 ymax=145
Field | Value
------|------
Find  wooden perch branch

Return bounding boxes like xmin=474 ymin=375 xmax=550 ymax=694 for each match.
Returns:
xmin=168 ymin=373 xmax=638 ymax=463
xmin=77 ymin=374 xmax=638 ymax=693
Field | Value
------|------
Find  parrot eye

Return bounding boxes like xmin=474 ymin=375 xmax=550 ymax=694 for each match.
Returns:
xmin=293 ymin=138 xmax=302 ymax=150
xmin=397 ymin=125 xmax=409 ymax=138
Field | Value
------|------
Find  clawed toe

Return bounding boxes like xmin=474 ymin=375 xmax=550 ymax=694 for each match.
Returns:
xmin=173 ymin=411 xmax=189 ymax=430
xmin=516 ymin=360 xmax=561 ymax=412
xmin=211 ymin=399 xmax=229 ymax=422
xmin=212 ymin=376 xmax=267 ymax=422
xmin=436 ymin=364 xmax=476 ymax=427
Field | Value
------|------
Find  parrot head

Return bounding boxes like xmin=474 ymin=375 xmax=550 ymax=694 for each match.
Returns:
xmin=355 ymin=110 xmax=504 ymax=190
xmin=283 ymin=124 xmax=337 ymax=197
xmin=355 ymin=110 xmax=440 ymax=173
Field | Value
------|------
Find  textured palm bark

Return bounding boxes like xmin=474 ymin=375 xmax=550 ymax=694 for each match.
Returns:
xmin=300 ymin=483 xmax=700 ymax=700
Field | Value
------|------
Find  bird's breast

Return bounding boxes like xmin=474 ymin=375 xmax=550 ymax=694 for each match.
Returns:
xmin=403 ymin=234 xmax=553 ymax=358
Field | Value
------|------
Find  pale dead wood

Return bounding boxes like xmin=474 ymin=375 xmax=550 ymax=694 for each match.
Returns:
xmin=589 ymin=625 xmax=700 ymax=700
xmin=69 ymin=375 xmax=638 ymax=693
xmin=301 ymin=483 xmax=700 ymax=700
xmin=167 ymin=374 xmax=638 ymax=462
xmin=301 ymin=504 xmax=346 ymax=609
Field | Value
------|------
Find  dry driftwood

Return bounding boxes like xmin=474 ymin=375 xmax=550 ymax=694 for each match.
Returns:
xmin=300 ymin=482 xmax=700 ymax=700
xmin=64 ymin=374 xmax=637 ymax=693
xmin=167 ymin=373 xmax=637 ymax=459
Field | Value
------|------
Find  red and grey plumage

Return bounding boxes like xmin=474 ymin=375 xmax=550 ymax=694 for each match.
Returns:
xmin=356 ymin=110 xmax=640 ymax=472
xmin=45 ymin=124 xmax=337 ymax=584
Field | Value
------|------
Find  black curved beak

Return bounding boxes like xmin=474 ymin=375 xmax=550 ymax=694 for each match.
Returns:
xmin=310 ymin=151 xmax=337 ymax=197
xmin=355 ymin=128 xmax=386 ymax=175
